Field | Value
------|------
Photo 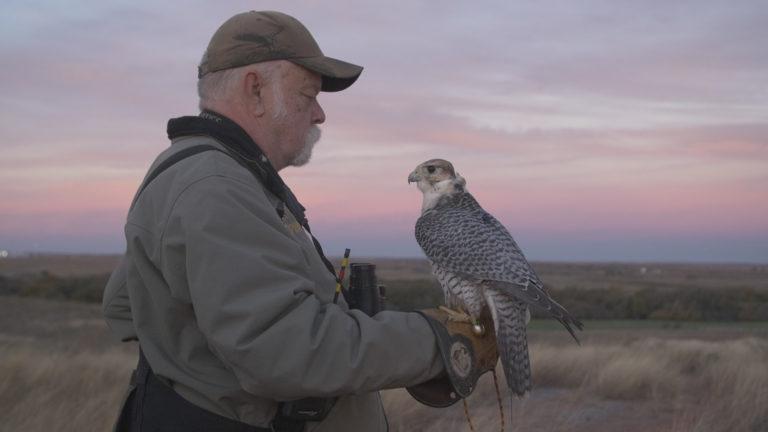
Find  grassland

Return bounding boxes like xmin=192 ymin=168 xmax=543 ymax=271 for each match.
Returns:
xmin=1 ymin=255 xmax=767 ymax=431
xmin=2 ymin=295 xmax=767 ymax=432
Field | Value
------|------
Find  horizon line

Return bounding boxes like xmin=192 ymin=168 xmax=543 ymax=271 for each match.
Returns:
xmin=2 ymin=251 xmax=766 ymax=266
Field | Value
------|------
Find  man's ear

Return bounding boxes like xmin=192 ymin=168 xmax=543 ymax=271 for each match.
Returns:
xmin=244 ymin=70 xmax=266 ymax=117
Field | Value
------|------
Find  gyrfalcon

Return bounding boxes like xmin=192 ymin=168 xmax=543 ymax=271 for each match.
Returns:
xmin=408 ymin=158 xmax=582 ymax=396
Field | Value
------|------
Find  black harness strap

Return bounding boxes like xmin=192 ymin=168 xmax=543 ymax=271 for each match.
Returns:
xmin=130 ymin=138 xmax=339 ymax=280
xmin=129 ymin=144 xmax=225 ymax=211
xmin=167 ymin=113 xmax=340 ymax=280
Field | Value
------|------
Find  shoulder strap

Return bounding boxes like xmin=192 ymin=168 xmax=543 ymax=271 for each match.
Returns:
xmin=130 ymin=144 xmax=224 ymax=211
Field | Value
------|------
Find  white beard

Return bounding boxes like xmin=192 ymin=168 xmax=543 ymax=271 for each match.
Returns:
xmin=289 ymin=125 xmax=321 ymax=167
xmin=269 ymin=87 xmax=322 ymax=168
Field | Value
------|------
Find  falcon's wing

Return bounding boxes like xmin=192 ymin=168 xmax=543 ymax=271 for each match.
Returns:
xmin=416 ymin=193 xmax=538 ymax=286
xmin=415 ymin=193 xmax=583 ymax=339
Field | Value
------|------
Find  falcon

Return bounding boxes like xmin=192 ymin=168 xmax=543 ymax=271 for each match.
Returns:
xmin=408 ymin=159 xmax=582 ymax=396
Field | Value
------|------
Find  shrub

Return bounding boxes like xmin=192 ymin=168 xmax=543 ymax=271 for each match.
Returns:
xmin=380 ymin=280 xmax=768 ymax=321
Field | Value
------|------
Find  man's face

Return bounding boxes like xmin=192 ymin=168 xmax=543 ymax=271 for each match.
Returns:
xmin=265 ymin=63 xmax=325 ymax=168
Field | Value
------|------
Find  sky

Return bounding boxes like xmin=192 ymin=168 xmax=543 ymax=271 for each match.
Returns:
xmin=0 ymin=0 xmax=766 ymax=262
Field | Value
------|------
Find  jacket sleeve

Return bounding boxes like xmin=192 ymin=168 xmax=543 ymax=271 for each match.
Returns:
xmin=162 ymin=175 xmax=444 ymax=400
xmin=102 ymin=255 xmax=138 ymax=342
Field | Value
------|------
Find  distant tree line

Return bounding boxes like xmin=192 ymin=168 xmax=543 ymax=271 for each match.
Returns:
xmin=382 ymin=278 xmax=768 ymax=321
xmin=2 ymin=272 xmax=768 ymax=321
xmin=0 ymin=272 xmax=109 ymax=303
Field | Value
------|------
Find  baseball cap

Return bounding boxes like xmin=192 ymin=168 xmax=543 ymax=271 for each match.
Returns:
xmin=198 ymin=11 xmax=363 ymax=92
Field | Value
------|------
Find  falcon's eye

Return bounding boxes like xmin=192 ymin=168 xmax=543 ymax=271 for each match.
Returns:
xmin=426 ymin=165 xmax=436 ymax=174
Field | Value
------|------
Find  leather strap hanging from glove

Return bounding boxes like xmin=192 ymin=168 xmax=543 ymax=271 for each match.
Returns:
xmin=406 ymin=308 xmax=498 ymax=407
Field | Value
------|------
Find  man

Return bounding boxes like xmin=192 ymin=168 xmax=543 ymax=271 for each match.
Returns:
xmin=103 ymin=11 xmax=494 ymax=432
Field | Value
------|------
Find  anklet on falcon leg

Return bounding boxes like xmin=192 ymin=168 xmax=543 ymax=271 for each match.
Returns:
xmin=470 ymin=318 xmax=485 ymax=336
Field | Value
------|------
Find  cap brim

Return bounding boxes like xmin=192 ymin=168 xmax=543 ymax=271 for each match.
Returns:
xmin=291 ymin=56 xmax=363 ymax=92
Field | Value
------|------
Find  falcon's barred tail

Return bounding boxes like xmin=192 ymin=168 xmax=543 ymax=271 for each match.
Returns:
xmin=559 ymin=316 xmax=583 ymax=344
xmin=486 ymin=289 xmax=531 ymax=396
xmin=538 ymin=287 xmax=584 ymax=343
xmin=488 ymin=280 xmax=584 ymax=344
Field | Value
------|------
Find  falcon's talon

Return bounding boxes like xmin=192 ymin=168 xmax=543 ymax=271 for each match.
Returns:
xmin=438 ymin=305 xmax=473 ymax=323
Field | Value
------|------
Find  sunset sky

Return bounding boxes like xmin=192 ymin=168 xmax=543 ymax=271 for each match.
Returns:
xmin=1 ymin=0 xmax=766 ymax=262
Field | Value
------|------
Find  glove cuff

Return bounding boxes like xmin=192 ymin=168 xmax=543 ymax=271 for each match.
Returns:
xmin=405 ymin=310 xmax=482 ymax=407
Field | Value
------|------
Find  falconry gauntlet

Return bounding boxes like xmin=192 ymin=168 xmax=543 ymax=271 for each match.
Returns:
xmin=407 ymin=308 xmax=498 ymax=407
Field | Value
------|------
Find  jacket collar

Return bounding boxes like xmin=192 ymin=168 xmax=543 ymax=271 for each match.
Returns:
xmin=166 ymin=110 xmax=308 ymax=228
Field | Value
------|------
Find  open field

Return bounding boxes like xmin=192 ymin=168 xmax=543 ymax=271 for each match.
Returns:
xmin=2 ymin=256 xmax=767 ymax=431
xmin=2 ymin=295 xmax=767 ymax=432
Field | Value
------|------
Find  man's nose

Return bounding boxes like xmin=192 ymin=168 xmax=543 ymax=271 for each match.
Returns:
xmin=312 ymin=100 xmax=326 ymax=125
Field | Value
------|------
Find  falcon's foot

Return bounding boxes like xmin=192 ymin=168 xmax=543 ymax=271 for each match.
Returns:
xmin=438 ymin=306 xmax=486 ymax=336
xmin=438 ymin=305 xmax=473 ymax=323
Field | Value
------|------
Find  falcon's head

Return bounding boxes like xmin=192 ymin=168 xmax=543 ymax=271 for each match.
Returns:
xmin=408 ymin=159 xmax=467 ymax=212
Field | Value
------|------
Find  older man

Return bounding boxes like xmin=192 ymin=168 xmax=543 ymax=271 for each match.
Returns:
xmin=103 ymin=11 xmax=495 ymax=432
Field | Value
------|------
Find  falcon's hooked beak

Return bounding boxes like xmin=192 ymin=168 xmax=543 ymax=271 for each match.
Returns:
xmin=408 ymin=170 xmax=421 ymax=184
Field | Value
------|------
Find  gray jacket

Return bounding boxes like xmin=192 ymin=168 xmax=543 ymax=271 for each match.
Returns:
xmin=102 ymin=134 xmax=444 ymax=431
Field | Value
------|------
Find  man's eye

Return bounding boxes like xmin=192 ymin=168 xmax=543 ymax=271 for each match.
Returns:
xmin=427 ymin=166 xmax=436 ymax=173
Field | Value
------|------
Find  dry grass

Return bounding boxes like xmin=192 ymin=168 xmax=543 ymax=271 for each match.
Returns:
xmin=2 ymin=297 xmax=767 ymax=432
xmin=0 ymin=296 xmax=136 ymax=432
xmin=532 ymin=338 xmax=768 ymax=431
xmin=384 ymin=338 xmax=768 ymax=432
xmin=0 ymin=345 xmax=134 ymax=432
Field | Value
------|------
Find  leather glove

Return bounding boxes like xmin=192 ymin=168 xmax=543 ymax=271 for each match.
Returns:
xmin=406 ymin=308 xmax=498 ymax=407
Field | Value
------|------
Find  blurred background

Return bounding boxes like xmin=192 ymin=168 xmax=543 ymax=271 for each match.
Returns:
xmin=0 ymin=1 xmax=766 ymax=431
